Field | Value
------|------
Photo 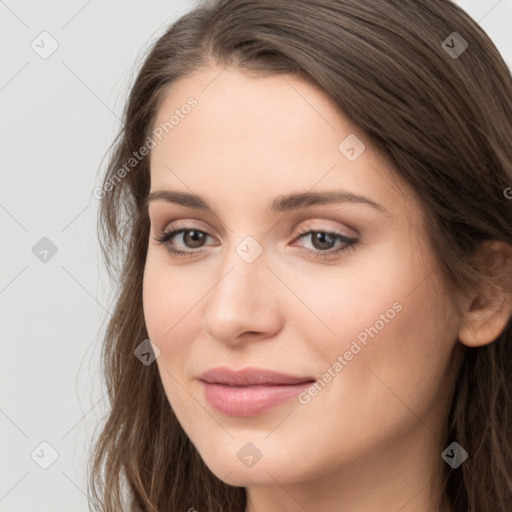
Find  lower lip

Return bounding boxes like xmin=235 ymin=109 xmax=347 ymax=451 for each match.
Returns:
xmin=201 ymin=381 xmax=314 ymax=416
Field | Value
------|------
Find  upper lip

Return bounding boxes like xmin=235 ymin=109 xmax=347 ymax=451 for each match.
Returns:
xmin=198 ymin=366 xmax=316 ymax=386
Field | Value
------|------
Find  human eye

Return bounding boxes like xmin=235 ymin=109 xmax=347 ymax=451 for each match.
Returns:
xmin=153 ymin=221 xmax=216 ymax=258
xmin=291 ymin=225 xmax=358 ymax=260
xmin=153 ymin=222 xmax=358 ymax=260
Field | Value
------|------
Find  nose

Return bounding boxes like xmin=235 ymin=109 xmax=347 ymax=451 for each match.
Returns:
xmin=202 ymin=241 xmax=283 ymax=347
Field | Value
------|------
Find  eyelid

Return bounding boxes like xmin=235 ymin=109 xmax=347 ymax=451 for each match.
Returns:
xmin=294 ymin=218 xmax=359 ymax=238
xmin=159 ymin=218 xmax=211 ymax=233
xmin=158 ymin=219 xmax=355 ymax=242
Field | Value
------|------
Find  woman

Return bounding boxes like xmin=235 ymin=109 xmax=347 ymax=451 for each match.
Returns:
xmin=89 ymin=1 xmax=512 ymax=510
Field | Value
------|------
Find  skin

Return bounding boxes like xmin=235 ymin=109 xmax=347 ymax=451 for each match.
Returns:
xmin=142 ymin=65 xmax=512 ymax=512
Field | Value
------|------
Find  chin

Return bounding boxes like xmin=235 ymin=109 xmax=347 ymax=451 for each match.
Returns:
xmin=193 ymin=436 xmax=308 ymax=487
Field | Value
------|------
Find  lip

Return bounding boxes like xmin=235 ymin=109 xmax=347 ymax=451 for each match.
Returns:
xmin=198 ymin=366 xmax=316 ymax=416
xmin=198 ymin=366 xmax=315 ymax=386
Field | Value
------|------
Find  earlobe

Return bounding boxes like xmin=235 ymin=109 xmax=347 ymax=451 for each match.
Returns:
xmin=458 ymin=241 xmax=512 ymax=348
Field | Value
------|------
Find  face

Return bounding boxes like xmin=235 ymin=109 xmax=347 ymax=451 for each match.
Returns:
xmin=142 ymin=65 xmax=462 ymax=497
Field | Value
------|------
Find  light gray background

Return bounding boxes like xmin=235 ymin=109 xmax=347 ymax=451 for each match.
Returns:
xmin=1 ymin=1 xmax=511 ymax=510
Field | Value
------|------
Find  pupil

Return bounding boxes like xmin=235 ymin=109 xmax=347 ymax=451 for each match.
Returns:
xmin=185 ymin=230 xmax=204 ymax=248
xmin=314 ymin=232 xmax=333 ymax=250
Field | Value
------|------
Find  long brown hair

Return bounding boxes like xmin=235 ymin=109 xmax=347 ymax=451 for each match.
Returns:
xmin=88 ymin=1 xmax=512 ymax=510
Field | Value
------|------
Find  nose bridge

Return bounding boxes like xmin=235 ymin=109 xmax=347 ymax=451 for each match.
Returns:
xmin=210 ymin=234 xmax=266 ymax=309
xmin=202 ymin=233 xmax=280 ymax=342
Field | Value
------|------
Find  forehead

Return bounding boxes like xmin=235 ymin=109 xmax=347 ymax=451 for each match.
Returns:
xmin=151 ymin=66 xmax=357 ymax=156
xmin=148 ymin=66 xmax=413 ymax=219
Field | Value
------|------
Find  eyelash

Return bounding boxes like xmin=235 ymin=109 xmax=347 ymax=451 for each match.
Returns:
xmin=153 ymin=223 xmax=358 ymax=260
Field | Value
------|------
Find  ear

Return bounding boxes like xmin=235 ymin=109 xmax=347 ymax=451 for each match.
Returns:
xmin=458 ymin=240 xmax=512 ymax=347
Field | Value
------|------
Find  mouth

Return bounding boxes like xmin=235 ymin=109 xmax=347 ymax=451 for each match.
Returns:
xmin=198 ymin=366 xmax=316 ymax=416
xmin=198 ymin=366 xmax=316 ymax=386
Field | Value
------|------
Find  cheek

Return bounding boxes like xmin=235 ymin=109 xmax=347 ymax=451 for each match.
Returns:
xmin=326 ymin=263 xmax=457 ymax=427
xmin=143 ymin=251 xmax=203 ymax=340
xmin=286 ymin=243 xmax=419 ymax=355
xmin=142 ymin=258 xmax=206 ymax=413
xmin=312 ymin=238 xmax=457 ymax=392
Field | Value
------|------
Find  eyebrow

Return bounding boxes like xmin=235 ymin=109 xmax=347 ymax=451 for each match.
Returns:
xmin=145 ymin=189 xmax=388 ymax=214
